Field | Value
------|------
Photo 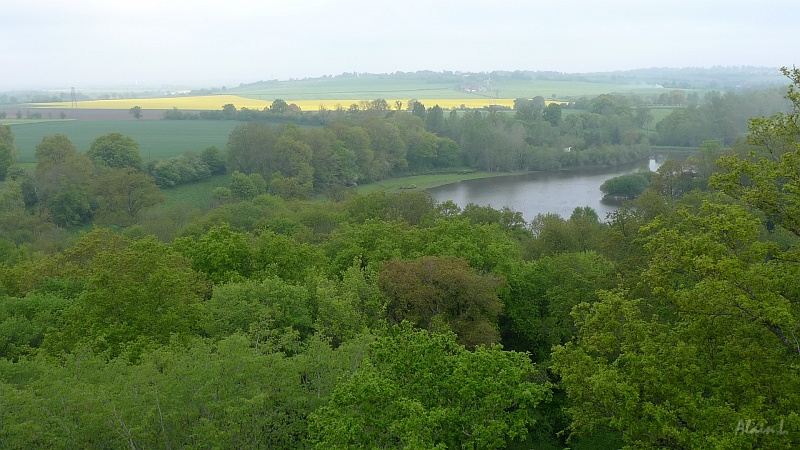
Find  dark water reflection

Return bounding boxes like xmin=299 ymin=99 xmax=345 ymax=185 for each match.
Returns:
xmin=429 ymin=158 xmax=664 ymax=221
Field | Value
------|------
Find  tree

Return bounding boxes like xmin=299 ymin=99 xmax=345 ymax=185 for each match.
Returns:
xmin=309 ymin=324 xmax=549 ymax=449
xmin=378 ymin=256 xmax=504 ymax=348
xmin=588 ymin=94 xmax=631 ymax=118
xmin=551 ymin=70 xmax=800 ymax=445
xmin=87 ymin=132 xmax=143 ymax=170
xmin=174 ymin=223 xmax=253 ymax=284
xmin=0 ymin=123 xmax=13 ymax=148
xmin=649 ymin=159 xmax=701 ymax=200
xmin=711 ymin=66 xmax=800 ymax=237
xmin=501 ymin=252 xmax=615 ymax=359
xmin=553 ymin=201 xmax=800 ymax=447
xmin=228 ymin=171 xmax=262 ymax=200
xmin=90 ymin=167 xmax=164 ymax=226
xmin=226 ymin=122 xmax=283 ymax=177
xmin=369 ymin=98 xmax=389 ymax=111
xmin=599 ymin=172 xmax=651 ymax=198
xmin=33 ymin=134 xmax=94 ymax=226
xmin=199 ymin=146 xmax=226 ymax=174
xmin=634 ymin=104 xmax=653 ymax=129
xmin=222 ymin=103 xmax=238 ymax=118
xmin=424 ymin=104 xmax=445 ymax=134
xmin=269 ymin=99 xmax=288 ymax=113
xmin=514 ymin=98 xmax=542 ymax=122
xmin=543 ymin=102 xmax=563 ymax=127
xmin=43 ymin=235 xmax=210 ymax=359
xmin=0 ymin=124 xmax=16 ymax=180
xmin=0 ymin=142 xmax=14 ymax=182
xmin=410 ymin=100 xmax=426 ymax=120
xmin=129 ymin=105 xmax=142 ymax=119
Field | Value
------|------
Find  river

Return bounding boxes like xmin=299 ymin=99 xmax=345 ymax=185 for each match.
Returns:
xmin=428 ymin=157 xmax=666 ymax=221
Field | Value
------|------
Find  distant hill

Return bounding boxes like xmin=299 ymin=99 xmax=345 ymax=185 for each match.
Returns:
xmin=2 ymin=67 xmax=789 ymax=106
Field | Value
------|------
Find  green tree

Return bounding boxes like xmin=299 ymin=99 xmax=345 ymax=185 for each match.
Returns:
xmin=87 ymin=132 xmax=143 ymax=170
xmin=378 ymin=256 xmax=504 ymax=348
xmin=228 ymin=170 xmax=263 ymax=200
xmin=501 ymin=252 xmax=615 ymax=359
xmin=269 ymin=99 xmax=289 ymax=113
xmin=309 ymin=324 xmax=549 ymax=449
xmin=90 ymin=167 xmax=164 ymax=226
xmin=552 ymin=70 xmax=800 ymax=444
xmin=424 ymin=104 xmax=445 ymax=134
xmin=226 ymin=122 xmax=285 ymax=181
xmin=33 ymin=134 xmax=94 ymax=226
xmin=174 ymin=223 xmax=253 ymax=283
xmin=0 ymin=143 xmax=15 ymax=182
xmin=711 ymin=66 xmax=800 ymax=237
xmin=542 ymin=102 xmax=563 ymax=126
xmin=129 ymin=105 xmax=142 ymax=119
xmin=0 ymin=124 xmax=16 ymax=180
xmin=514 ymin=98 xmax=542 ymax=122
xmin=202 ymin=277 xmax=313 ymax=346
xmin=222 ymin=103 xmax=238 ymax=118
xmin=199 ymin=145 xmax=226 ymax=174
xmin=43 ymin=235 xmax=210 ymax=359
xmin=599 ymin=172 xmax=651 ymax=198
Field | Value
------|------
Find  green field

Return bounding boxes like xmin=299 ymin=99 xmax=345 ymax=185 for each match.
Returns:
xmin=230 ymin=76 xmax=682 ymax=102
xmin=161 ymin=173 xmax=232 ymax=208
xmin=8 ymin=120 xmax=243 ymax=163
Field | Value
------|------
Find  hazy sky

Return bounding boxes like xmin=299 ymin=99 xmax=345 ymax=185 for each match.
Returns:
xmin=2 ymin=0 xmax=798 ymax=90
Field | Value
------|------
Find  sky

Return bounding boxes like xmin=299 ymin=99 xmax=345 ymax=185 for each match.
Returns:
xmin=2 ymin=0 xmax=799 ymax=91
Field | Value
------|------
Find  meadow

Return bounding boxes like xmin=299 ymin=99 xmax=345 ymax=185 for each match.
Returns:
xmin=9 ymin=120 xmax=242 ymax=163
xmin=228 ymin=76 xmax=672 ymax=101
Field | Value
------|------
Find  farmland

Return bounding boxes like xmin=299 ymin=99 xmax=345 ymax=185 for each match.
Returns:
xmin=9 ymin=120 xmax=242 ymax=163
xmin=22 ymin=73 xmax=684 ymax=114
xmin=228 ymin=75 xmax=672 ymax=101
xmin=29 ymin=95 xmax=532 ymax=112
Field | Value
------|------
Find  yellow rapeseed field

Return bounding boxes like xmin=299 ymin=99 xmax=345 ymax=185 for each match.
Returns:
xmin=32 ymin=95 xmax=565 ymax=112
xmin=33 ymin=95 xmax=272 ymax=111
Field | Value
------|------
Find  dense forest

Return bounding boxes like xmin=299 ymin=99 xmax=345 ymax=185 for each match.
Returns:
xmin=0 ymin=67 xmax=798 ymax=448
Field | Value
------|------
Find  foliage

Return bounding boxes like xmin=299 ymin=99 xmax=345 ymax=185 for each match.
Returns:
xmin=87 ymin=132 xmax=143 ymax=170
xmin=599 ymin=172 xmax=652 ymax=198
xmin=2 ymin=68 xmax=800 ymax=448
xmin=174 ymin=223 xmax=253 ymax=283
xmin=0 ymin=124 xmax=16 ymax=180
xmin=203 ymin=277 xmax=313 ymax=348
xmin=0 ymin=142 xmax=16 ymax=181
xmin=90 ymin=167 xmax=164 ymax=226
xmin=309 ymin=324 xmax=550 ymax=449
xmin=42 ymin=235 xmax=210 ymax=359
xmin=552 ymin=68 xmax=800 ymax=447
xmin=128 ymin=105 xmax=142 ymax=119
xmin=711 ymin=67 xmax=800 ymax=237
xmin=146 ymin=150 xmax=220 ymax=187
xmin=501 ymin=252 xmax=616 ymax=359
xmin=0 ymin=293 xmax=70 ymax=360
xmin=379 ymin=256 xmax=504 ymax=348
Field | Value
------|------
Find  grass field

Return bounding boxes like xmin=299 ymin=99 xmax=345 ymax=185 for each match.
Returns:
xmin=9 ymin=120 xmax=243 ymax=163
xmin=161 ymin=173 xmax=232 ymax=208
xmin=353 ymin=171 xmax=513 ymax=194
xmin=229 ymin=76 xmax=675 ymax=101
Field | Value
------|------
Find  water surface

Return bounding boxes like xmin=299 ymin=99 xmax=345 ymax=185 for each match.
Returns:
xmin=429 ymin=159 xmax=662 ymax=221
